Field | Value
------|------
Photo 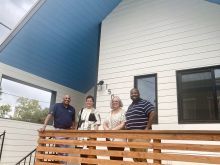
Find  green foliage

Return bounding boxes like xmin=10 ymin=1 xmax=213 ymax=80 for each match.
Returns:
xmin=0 ymin=104 xmax=11 ymax=118
xmin=0 ymin=86 xmax=2 ymax=100
xmin=13 ymin=97 xmax=49 ymax=124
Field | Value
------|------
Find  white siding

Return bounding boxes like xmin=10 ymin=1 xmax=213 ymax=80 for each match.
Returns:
xmin=0 ymin=62 xmax=87 ymax=164
xmin=98 ymin=0 xmax=220 ymax=130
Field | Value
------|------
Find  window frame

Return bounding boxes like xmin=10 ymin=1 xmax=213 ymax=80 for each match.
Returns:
xmin=134 ymin=73 xmax=158 ymax=124
xmin=177 ymin=66 xmax=220 ymax=124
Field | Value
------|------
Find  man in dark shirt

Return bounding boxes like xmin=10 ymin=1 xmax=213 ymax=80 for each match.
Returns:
xmin=125 ymin=88 xmax=155 ymax=162
xmin=39 ymin=95 xmax=75 ymax=164
xmin=39 ymin=94 xmax=75 ymax=131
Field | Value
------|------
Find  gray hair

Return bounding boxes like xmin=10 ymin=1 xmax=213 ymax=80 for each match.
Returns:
xmin=110 ymin=96 xmax=123 ymax=109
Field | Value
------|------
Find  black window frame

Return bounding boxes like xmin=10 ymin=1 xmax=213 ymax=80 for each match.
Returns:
xmin=177 ymin=66 xmax=220 ymax=124
xmin=134 ymin=74 xmax=158 ymax=124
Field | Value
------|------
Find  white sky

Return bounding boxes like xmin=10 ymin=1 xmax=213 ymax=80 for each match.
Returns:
xmin=0 ymin=0 xmax=38 ymax=43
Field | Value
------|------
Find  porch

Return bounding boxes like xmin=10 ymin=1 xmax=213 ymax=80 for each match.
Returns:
xmin=35 ymin=130 xmax=220 ymax=165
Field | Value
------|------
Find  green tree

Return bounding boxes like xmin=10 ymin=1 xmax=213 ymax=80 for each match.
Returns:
xmin=13 ymin=97 xmax=48 ymax=124
xmin=0 ymin=86 xmax=2 ymax=100
xmin=0 ymin=104 xmax=12 ymax=118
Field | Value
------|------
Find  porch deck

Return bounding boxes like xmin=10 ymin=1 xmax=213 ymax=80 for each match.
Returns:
xmin=35 ymin=130 xmax=220 ymax=165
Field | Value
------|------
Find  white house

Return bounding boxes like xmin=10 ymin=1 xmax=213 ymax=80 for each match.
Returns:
xmin=97 ymin=0 xmax=220 ymax=131
xmin=1 ymin=0 xmax=220 ymax=164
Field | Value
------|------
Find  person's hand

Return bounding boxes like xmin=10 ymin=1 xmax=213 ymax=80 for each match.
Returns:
xmin=145 ymin=127 xmax=152 ymax=130
xmin=38 ymin=125 xmax=46 ymax=132
xmin=105 ymin=127 xmax=111 ymax=130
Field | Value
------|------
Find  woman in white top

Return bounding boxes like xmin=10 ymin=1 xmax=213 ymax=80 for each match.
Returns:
xmin=103 ymin=96 xmax=125 ymax=160
xmin=77 ymin=95 xmax=101 ymax=165
xmin=78 ymin=95 xmax=101 ymax=131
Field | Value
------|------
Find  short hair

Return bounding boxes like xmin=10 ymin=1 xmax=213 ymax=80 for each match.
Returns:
xmin=86 ymin=95 xmax=94 ymax=102
xmin=110 ymin=96 xmax=123 ymax=109
xmin=130 ymin=88 xmax=139 ymax=94
xmin=63 ymin=95 xmax=71 ymax=100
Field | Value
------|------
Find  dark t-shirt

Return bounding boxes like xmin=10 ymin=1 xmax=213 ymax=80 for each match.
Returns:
xmin=125 ymin=98 xmax=154 ymax=130
xmin=49 ymin=103 xmax=75 ymax=129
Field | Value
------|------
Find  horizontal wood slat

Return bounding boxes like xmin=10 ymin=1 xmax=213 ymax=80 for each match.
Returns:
xmin=37 ymin=146 xmax=152 ymax=158
xmin=38 ymin=139 xmax=150 ymax=148
xmin=39 ymin=130 xmax=220 ymax=141
xmin=35 ymin=153 xmax=162 ymax=165
xmin=38 ymin=139 xmax=220 ymax=152
xmin=35 ymin=130 xmax=220 ymax=164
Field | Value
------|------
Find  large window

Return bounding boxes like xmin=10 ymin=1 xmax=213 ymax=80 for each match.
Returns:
xmin=134 ymin=74 xmax=158 ymax=123
xmin=0 ymin=75 xmax=56 ymax=124
xmin=177 ymin=66 xmax=220 ymax=123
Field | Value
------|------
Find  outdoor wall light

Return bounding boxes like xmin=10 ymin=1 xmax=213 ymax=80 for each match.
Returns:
xmin=97 ymin=80 xmax=112 ymax=95
xmin=97 ymin=80 xmax=105 ymax=91
xmin=97 ymin=80 xmax=104 ymax=86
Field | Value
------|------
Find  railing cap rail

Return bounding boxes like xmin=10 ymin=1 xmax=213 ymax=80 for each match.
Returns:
xmin=39 ymin=130 xmax=220 ymax=134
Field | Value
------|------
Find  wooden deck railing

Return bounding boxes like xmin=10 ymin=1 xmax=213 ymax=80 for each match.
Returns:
xmin=35 ymin=130 xmax=220 ymax=165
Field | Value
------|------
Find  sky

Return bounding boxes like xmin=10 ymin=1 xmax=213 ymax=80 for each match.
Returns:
xmin=0 ymin=78 xmax=52 ymax=117
xmin=0 ymin=0 xmax=38 ymax=43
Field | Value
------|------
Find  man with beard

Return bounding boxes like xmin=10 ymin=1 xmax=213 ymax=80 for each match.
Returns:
xmin=125 ymin=88 xmax=155 ymax=162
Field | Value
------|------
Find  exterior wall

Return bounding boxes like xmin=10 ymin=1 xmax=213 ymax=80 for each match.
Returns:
xmin=97 ymin=0 xmax=220 ymax=129
xmin=0 ymin=62 xmax=85 ymax=164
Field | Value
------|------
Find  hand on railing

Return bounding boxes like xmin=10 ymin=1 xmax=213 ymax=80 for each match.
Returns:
xmin=38 ymin=125 xmax=46 ymax=132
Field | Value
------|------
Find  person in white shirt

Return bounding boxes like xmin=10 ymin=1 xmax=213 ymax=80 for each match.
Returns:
xmin=103 ymin=96 xmax=125 ymax=160
xmin=77 ymin=95 xmax=101 ymax=165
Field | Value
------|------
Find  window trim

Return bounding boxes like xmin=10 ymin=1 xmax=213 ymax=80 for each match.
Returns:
xmin=176 ymin=66 xmax=220 ymax=124
xmin=134 ymin=74 xmax=158 ymax=124
xmin=0 ymin=0 xmax=47 ymax=52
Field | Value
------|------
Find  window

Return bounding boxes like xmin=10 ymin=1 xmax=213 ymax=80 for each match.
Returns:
xmin=206 ymin=0 xmax=220 ymax=5
xmin=177 ymin=66 xmax=220 ymax=123
xmin=134 ymin=74 xmax=158 ymax=123
xmin=0 ymin=75 xmax=56 ymax=124
xmin=0 ymin=0 xmax=46 ymax=50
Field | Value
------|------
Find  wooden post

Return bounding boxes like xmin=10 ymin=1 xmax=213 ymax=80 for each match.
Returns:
xmin=153 ymin=139 xmax=161 ymax=164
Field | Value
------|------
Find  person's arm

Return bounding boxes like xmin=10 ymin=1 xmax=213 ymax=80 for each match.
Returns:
xmin=112 ymin=121 xmax=125 ymax=130
xmin=146 ymin=111 xmax=155 ymax=130
xmin=94 ymin=113 xmax=101 ymax=130
xmin=103 ymin=121 xmax=110 ymax=130
xmin=39 ymin=114 xmax=53 ymax=132
xmin=71 ymin=122 xmax=76 ymax=130
xmin=71 ymin=109 xmax=76 ymax=129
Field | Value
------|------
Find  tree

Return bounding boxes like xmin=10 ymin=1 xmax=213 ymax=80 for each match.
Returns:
xmin=13 ymin=97 xmax=49 ymax=124
xmin=0 ymin=104 xmax=12 ymax=118
xmin=0 ymin=86 xmax=2 ymax=100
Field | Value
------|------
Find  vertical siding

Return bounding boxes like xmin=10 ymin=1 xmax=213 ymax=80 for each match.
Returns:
xmin=97 ymin=0 xmax=220 ymax=130
xmin=0 ymin=62 xmax=85 ymax=164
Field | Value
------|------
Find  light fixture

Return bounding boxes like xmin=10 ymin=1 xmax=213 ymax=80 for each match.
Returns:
xmin=97 ymin=80 xmax=105 ymax=91
xmin=97 ymin=80 xmax=104 ymax=86
xmin=97 ymin=80 xmax=112 ymax=95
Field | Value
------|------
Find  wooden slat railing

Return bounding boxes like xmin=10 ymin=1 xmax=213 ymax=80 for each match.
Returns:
xmin=35 ymin=130 xmax=220 ymax=165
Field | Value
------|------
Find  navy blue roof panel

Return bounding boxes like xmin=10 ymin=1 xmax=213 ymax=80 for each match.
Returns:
xmin=0 ymin=0 xmax=121 ymax=93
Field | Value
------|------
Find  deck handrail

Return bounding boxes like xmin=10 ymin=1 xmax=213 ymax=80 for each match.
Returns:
xmin=16 ymin=148 xmax=36 ymax=165
xmin=35 ymin=130 xmax=220 ymax=165
xmin=0 ymin=130 xmax=6 ymax=161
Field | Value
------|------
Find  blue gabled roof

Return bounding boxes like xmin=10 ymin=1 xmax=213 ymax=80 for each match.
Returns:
xmin=0 ymin=0 xmax=121 ymax=93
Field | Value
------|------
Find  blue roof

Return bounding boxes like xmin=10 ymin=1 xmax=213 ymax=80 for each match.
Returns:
xmin=0 ymin=0 xmax=121 ymax=93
